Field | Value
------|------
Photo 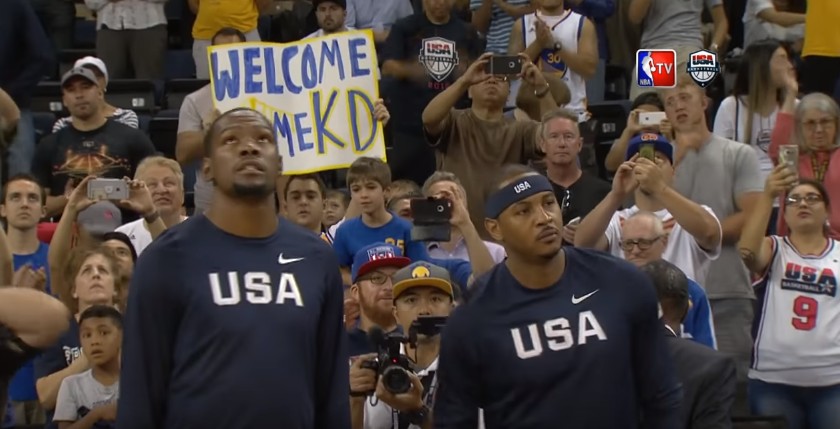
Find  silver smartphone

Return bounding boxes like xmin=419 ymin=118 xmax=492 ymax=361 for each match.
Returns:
xmin=87 ymin=178 xmax=129 ymax=200
xmin=638 ymin=111 xmax=667 ymax=126
xmin=779 ymin=145 xmax=799 ymax=184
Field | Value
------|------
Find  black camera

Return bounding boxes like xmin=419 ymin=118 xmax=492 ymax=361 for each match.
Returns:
xmin=408 ymin=315 xmax=447 ymax=347
xmin=410 ymin=197 xmax=452 ymax=242
xmin=362 ymin=327 xmax=414 ymax=394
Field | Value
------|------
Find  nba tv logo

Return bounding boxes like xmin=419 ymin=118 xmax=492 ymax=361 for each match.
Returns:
xmin=686 ymin=49 xmax=721 ymax=88
xmin=636 ymin=49 xmax=676 ymax=88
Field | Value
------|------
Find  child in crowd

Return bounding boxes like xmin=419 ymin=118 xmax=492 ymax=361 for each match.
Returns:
xmin=331 ymin=157 xmax=429 ymax=283
xmin=53 ymin=306 xmax=122 ymax=429
xmin=323 ymin=189 xmax=349 ymax=228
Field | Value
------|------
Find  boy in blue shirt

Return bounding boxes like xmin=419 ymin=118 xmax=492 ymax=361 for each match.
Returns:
xmin=332 ymin=157 xmax=428 ymax=283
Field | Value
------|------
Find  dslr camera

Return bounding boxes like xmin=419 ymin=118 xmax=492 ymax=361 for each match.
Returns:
xmin=362 ymin=329 xmax=414 ymax=394
xmin=408 ymin=315 xmax=447 ymax=346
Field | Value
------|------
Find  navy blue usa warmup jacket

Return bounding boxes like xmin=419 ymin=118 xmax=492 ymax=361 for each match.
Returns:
xmin=117 ymin=216 xmax=350 ymax=429
xmin=434 ymin=248 xmax=682 ymax=428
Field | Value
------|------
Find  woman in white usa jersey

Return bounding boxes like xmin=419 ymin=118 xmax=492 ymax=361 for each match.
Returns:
xmin=739 ymin=164 xmax=840 ymax=429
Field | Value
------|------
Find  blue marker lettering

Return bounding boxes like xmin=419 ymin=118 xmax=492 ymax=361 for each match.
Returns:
xmin=243 ymin=47 xmax=263 ymax=94
xmin=347 ymin=90 xmax=376 ymax=152
xmin=293 ymin=112 xmax=313 ymax=152
xmin=319 ymin=39 xmax=345 ymax=83
xmin=264 ymin=47 xmax=284 ymax=94
xmin=281 ymin=46 xmax=302 ymax=95
xmin=348 ymin=37 xmax=371 ymax=78
xmin=211 ymin=50 xmax=241 ymax=100
xmin=300 ymin=45 xmax=318 ymax=90
xmin=273 ymin=112 xmax=295 ymax=157
xmin=311 ymin=89 xmax=346 ymax=154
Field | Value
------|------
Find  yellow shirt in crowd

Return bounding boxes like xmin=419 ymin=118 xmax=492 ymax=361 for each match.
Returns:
xmin=802 ymin=0 xmax=840 ymax=58
xmin=192 ymin=0 xmax=259 ymax=40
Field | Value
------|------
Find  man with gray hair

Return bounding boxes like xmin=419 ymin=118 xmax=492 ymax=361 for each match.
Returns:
xmin=640 ymin=259 xmax=736 ymax=429
xmin=422 ymin=171 xmax=507 ymax=264
xmin=537 ymin=108 xmax=610 ymax=245
xmin=617 ymin=211 xmax=716 ymax=349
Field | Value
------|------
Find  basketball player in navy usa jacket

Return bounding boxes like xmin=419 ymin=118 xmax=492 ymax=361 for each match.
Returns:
xmin=433 ymin=164 xmax=682 ymax=428
xmin=116 ymin=109 xmax=349 ymax=429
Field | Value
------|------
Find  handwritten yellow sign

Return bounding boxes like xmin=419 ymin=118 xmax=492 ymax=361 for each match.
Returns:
xmin=208 ymin=31 xmax=385 ymax=174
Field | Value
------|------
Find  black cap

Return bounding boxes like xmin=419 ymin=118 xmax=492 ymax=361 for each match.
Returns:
xmin=313 ymin=0 xmax=346 ymax=9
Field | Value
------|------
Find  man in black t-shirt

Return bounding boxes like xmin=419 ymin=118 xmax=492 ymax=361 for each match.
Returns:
xmin=536 ymin=108 xmax=611 ymax=244
xmin=32 ymin=68 xmax=157 ymax=219
xmin=1 ymin=288 xmax=70 ymax=423
xmin=381 ymin=0 xmax=483 ymax=185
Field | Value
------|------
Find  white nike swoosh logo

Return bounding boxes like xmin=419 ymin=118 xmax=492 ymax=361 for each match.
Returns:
xmin=571 ymin=289 xmax=599 ymax=305
xmin=277 ymin=254 xmax=305 ymax=264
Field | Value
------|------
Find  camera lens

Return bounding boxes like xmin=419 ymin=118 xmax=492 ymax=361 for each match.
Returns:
xmin=382 ymin=366 xmax=412 ymax=394
xmin=436 ymin=205 xmax=444 ymax=213
xmin=508 ymin=61 xmax=515 ymax=68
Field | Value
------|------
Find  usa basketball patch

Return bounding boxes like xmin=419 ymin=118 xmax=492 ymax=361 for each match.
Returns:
xmin=419 ymin=37 xmax=459 ymax=82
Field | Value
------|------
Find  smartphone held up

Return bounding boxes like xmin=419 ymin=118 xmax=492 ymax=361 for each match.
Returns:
xmin=486 ymin=55 xmax=523 ymax=76
xmin=778 ymin=145 xmax=799 ymax=185
xmin=87 ymin=178 xmax=129 ymax=200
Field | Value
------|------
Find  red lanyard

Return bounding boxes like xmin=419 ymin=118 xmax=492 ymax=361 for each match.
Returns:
xmin=810 ymin=151 xmax=830 ymax=182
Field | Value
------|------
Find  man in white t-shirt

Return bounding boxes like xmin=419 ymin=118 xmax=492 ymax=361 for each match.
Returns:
xmin=575 ymin=133 xmax=722 ymax=286
xmin=742 ymin=0 xmax=805 ymax=49
xmin=115 ymin=156 xmax=187 ymax=255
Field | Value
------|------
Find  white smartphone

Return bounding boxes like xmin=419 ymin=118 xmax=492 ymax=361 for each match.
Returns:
xmin=638 ymin=111 xmax=667 ymax=126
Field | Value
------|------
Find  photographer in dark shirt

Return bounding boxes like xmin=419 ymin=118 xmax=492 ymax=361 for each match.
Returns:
xmin=32 ymin=68 xmax=156 ymax=219
xmin=350 ymin=262 xmax=459 ymax=429
xmin=1 ymin=288 xmax=70 ymax=423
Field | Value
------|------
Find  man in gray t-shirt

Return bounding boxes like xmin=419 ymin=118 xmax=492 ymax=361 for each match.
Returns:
xmin=661 ymin=77 xmax=763 ymax=415
xmin=627 ymin=0 xmax=729 ymax=99
xmin=176 ymin=84 xmax=215 ymax=214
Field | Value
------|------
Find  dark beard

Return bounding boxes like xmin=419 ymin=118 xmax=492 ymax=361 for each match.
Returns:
xmin=233 ymin=182 xmax=274 ymax=198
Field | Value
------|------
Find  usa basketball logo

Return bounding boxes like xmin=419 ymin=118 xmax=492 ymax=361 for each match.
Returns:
xmin=636 ymin=49 xmax=676 ymax=88
xmin=419 ymin=37 xmax=459 ymax=82
xmin=686 ymin=50 xmax=720 ymax=88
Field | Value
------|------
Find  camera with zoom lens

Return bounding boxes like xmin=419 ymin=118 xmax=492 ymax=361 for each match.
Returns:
xmin=361 ymin=329 xmax=414 ymax=394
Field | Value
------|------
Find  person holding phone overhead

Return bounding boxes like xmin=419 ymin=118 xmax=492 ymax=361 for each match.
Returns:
xmin=738 ymin=165 xmax=840 ymax=429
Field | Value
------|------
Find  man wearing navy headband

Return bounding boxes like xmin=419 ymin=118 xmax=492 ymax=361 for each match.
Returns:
xmin=434 ymin=164 xmax=682 ymax=428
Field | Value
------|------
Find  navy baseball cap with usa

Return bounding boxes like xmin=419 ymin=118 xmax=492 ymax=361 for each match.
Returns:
xmin=625 ymin=132 xmax=674 ymax=163
xmin=351 ymin=243 xmax=411 ymax=283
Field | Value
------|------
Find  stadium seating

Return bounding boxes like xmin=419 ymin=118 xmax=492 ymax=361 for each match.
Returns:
xmin=147 ymin=116 xmax=179 ymax=159
xmin=73 ymin=19 xmax=97 ymax=49
xmin=32 ymin=112 xmax=57 ymax=142
xmin=604 ymin=65 xmax=629 ymax=101
xmin=731 ymin=416 xmax=788 ymax=429
xmin=165 ymin=49 xmax=196 ymax=80
xmin=106 ymin=80 xmax=157 ymax=114
xmin=164 ymin=79 xmax=208 ymax=110
xmin=58 ymin=49 xmax=97 ymax=77
xmin=30 ymin=82 xmax=65 ymax=115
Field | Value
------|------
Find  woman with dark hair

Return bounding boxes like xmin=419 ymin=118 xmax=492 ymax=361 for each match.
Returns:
xmin=604 ymin=91 xmax=672 ymax=173
xmin=739 ymin=165 xmax=840 ymax=429
xmin=714 ymin=40 xmax=796 ymax=232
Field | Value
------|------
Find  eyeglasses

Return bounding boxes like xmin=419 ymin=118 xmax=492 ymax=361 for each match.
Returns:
xmin=619 ymin=236 xmax=662 ymax=251
xmin=560 ymin=190 xmax=571 ymax=216
xmin=785 ymin=193 xmax=823 ymax=206
xmin=802 ymin=118 xmax=836 ymax=132
xmin=361 ymin=272 xmax=394 ymax=285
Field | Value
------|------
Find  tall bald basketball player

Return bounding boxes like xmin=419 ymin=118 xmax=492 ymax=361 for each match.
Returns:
xmin=434 ymin=164 xmax=682 ymax=428
xmin=117 ymin=109 xmax=349 ymax=429
xmin=508 ymin=0 xmax=598 ymax=123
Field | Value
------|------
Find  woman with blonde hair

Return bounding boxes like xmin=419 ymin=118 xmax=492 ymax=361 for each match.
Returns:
xmin=32 ymin=246 xmax=126 ymax=428
xmin=769 ymin=79 xmax=840 ymax=239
